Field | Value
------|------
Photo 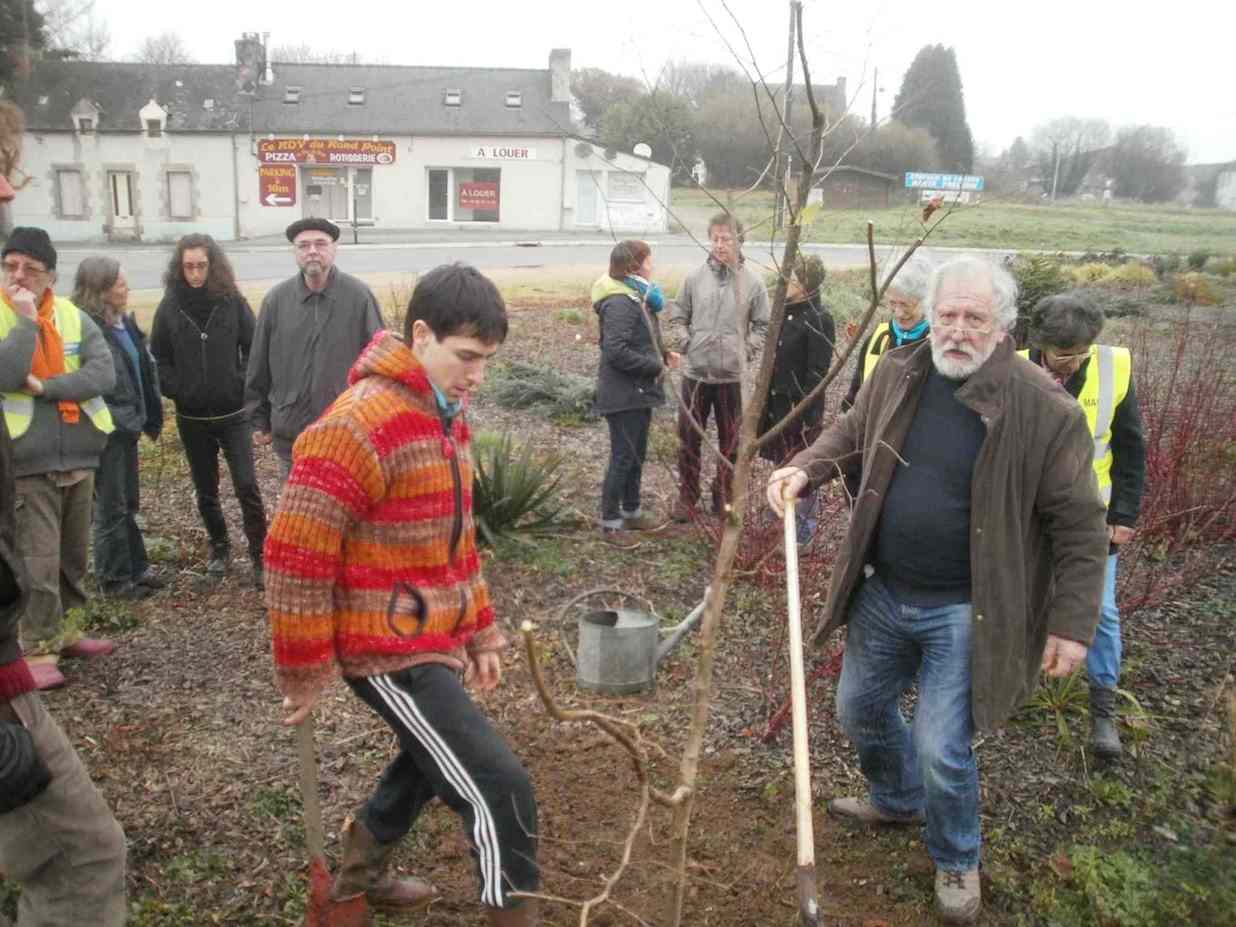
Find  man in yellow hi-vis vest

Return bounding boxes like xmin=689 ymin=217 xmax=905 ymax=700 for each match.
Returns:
xmin=1026 ymin=293 xmax=1146 ymax=761
xmin=1 ymin=227 xmax=117 ymax=690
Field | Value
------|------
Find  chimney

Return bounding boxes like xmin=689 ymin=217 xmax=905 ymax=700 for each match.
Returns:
xmin=549 ymin=48 xmax=571 ymax=104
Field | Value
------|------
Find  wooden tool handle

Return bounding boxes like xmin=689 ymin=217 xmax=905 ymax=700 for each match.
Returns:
xmin=783 ymin=498 xmax=820 ymax=925
xmin=296 ymin=717 xmax=326 ymax=860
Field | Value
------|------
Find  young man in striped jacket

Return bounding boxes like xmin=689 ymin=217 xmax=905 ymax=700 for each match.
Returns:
xmin=265 ymin=263 xmax=538 ymax=925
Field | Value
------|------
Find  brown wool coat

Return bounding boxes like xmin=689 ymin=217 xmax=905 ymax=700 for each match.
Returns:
xmin=789 ymin=337 xmax=1109 ymax=731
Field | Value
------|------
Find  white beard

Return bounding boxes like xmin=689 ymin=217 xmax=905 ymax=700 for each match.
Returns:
xmin=931 ymin=334 xmax=998 ymax=379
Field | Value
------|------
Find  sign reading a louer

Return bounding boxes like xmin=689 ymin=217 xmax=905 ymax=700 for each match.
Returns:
xmin=469 ymin=146 xmax=536 ymax=160
xmin=459 ymin=181 xmax=499 ymax=210
xmin=258 ymin=138 xmax=397 ymax=165
xmin=259 ymin=165 xmax=296 ymax=207
xmin=905 ymin=172 xmax=984 ymax=191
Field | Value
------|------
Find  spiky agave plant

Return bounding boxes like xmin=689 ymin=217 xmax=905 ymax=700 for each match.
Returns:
xmin=472 ymin=432 xmax=567 ymax=546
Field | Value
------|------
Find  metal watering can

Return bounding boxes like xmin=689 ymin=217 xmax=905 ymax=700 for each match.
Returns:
xmin=567 ymin=591 xmax=708 ymax=695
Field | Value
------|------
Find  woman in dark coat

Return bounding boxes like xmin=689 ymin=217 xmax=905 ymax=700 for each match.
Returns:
xmin=590 ymin=240 xmax=680 ymax=545
xmin=72 ymin=257 xmax=164 ymax=599
xmin=149 ymin=234 xmax=266 ymax=587
xmin=758 ymin=255 xmax=834 ymax=543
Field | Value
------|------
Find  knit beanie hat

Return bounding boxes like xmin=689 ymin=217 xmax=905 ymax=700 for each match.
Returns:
xmin=2 ymin=227 xmax=57 ymax=271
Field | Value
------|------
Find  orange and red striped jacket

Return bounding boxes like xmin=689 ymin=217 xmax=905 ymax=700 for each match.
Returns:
xmin=265 ymin=331 xmax=503 ymax=702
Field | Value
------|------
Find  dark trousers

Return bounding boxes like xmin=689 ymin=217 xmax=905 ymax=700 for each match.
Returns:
xmin=176 ymin=414 xmax=267 ymax=561
xmin=92 ymin=431 xmax=148 ymax=592
xmin=348 ymin=665 xmax=539 ymax=910
xmin=677 ymin=377 xmax=742 ymax=510
xmin=601 ymin=408 xmax=652 ymax=523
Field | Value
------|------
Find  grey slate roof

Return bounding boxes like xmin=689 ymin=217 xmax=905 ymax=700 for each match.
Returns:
xmin=11 ymin=59 xmax=573 ymax=137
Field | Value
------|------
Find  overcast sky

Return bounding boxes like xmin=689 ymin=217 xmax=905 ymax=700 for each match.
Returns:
xmin=90 ymin=0 xmax=1234 ymax=164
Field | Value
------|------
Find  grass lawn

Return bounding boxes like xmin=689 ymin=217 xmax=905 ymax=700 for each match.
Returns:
xmin=672 ymin=186 xmax=1236 ymax=255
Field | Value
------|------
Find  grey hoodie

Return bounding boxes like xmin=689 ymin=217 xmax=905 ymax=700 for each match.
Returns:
xmin=0 ymin=310 xmax=115 ymax=478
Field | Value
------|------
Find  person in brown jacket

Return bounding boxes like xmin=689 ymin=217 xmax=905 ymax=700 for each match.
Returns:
xmin=766 ymin=256 xmax=1108 ymax=926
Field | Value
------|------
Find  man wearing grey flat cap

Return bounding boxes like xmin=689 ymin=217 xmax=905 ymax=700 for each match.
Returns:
xmin=245 ymin=217 xmax=385 ymax=480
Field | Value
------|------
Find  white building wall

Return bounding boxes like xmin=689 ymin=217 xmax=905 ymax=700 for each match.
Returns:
xmin=16 ymin=130 xmax=672 ymax=240
xmin=15 ymin=131 xmax=237 ymax=242
xmin=1217 ymin=171 xmax=1236 ymax=210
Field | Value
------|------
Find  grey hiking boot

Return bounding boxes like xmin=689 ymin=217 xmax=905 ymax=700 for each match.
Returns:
xmin=206 ymin=545 xmax=230 ymax=577
xmin=827 ymin=796 xmax=923 ymax=827
xmin=1089 ymin=685 xmax=1123 ymax=759
xmin=935 ymin=867 xmax=981 ymax=924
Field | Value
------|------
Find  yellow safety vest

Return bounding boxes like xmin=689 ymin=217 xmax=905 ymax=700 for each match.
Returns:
xmin=1018 ymin=345 xmax=1130 ymax=506
xmin=862 ymin=327 xmax=895 ymax=380
xmin=0 ymin=296 xmax=115 ymax=439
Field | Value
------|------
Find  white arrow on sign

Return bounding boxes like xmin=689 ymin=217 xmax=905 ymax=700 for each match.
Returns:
xmin=264 ymin=193 xmax=293 ymax=206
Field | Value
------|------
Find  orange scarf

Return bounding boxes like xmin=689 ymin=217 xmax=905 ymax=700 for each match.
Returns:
xmin=1 ymin=289 xmax=80 ymax=423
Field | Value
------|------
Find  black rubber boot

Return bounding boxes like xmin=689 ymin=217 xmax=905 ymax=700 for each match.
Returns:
xmin=1089 ymin=685 xmax=1123 ymax=759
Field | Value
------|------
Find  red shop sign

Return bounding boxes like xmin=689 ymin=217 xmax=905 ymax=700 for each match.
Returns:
xmin=259 ymin=165 xmax=297 ymax=207
xmin=459 ymin=181 xmax=499 ymax=210
xmin=258 ymin=138 xmax=397 ymax=165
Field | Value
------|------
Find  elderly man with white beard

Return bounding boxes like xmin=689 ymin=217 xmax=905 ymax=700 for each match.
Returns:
xmin=765 ymin=256 xmax=1108 ymax=924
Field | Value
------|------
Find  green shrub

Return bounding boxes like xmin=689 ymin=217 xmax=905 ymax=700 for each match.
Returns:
xmin=1187 ymin=249 xmax=1211 ymax=271
xmin=1070 ymin=262 xmax=1113 ymax=284
xmin=1150 ymin=252 xmax=1182 ymax=278
xmin=1209 ymin=255 xmax=1236 ymax=277
xmin=486 ymin=361 xmax=596 ymax=422
xmin=1105 ymin=262 xmax=1156 ymax=289
xmin=1007 ymin=254 xmax=1071 ymax=346
xmin=473 ymin=433 xmax=567 ymax=545
xmin=1172 ymin=272 xmax=1219 ymax=305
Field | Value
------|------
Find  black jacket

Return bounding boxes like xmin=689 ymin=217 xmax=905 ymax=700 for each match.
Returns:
xmin=91 ymin=312 xmax=163 ymax=439
xmin=151 ymin=287 xmax=256 ymax=418
xmin=592 ymin=290 xmax=666 ymax=416
xmin=0 ymin=415 xmax=28 ymax=670
xmin=759 ymin=296 xmax=835 ymax=463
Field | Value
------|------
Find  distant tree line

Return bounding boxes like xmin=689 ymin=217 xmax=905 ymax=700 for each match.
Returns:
xmin=572 ymin=44 xmax=978 ymax=188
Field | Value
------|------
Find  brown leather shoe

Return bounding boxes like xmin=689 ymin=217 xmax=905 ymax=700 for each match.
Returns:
xmin=827 ymin=796 xmax=923 ymax=826
xmin=332 ymin=816 xmax=438 ymax=912
xmin=60 ymin=637 xmax=116 ymax=659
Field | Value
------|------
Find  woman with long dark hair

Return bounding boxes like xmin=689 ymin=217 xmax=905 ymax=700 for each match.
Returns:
xmin=150 ymin=235 xmax=267 ymax=587
xmin=72 ymin=257 xmax=163 ymax=599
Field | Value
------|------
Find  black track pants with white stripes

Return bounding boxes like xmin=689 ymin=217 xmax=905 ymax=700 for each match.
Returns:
xmin=347 ymin=664 xmax=539 ymax=909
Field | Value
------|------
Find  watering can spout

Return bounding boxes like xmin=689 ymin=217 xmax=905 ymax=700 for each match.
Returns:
xmin=654 ymin=591 xmax=709 ymax=667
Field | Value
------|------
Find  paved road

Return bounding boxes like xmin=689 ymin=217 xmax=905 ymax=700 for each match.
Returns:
xmin=54 ymin=237 xmax=1020 ymax=292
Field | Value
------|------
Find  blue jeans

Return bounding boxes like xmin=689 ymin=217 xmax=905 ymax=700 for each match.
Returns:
xmin=835 ymin=576 xmax=980 ymax=872
xmin=1086 ymin=554 xmax=1121 ymax=689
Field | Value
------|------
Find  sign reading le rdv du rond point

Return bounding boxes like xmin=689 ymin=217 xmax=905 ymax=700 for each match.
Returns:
xmin=258 ymin=138 xmax=397 ymax=165
xmin=905 ymin=172 xmax=985 ymax=192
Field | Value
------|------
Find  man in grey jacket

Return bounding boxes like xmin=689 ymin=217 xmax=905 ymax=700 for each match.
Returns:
xmin=1 ymin=228 xmax=117 ymax=690
xmin=246 ymin=218 xmax=385 ymax=479
xmin=667 ymin=213 xmax=769 ymax=519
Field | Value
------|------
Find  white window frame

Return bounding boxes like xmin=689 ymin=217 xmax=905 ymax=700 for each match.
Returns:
xmin=167 ymin=170 xmax=193 ymax=220
xmin=504 ymin=91 xmax=522 ymax=108
xmin=56 ymin=169 xmax=86 ymax=218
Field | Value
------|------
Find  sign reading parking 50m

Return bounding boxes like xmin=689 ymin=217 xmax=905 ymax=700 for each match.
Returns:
xmin=258 ymin=138 xmax=397 ymax=165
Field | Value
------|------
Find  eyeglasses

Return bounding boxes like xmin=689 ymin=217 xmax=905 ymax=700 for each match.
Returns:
xmin=294 ymin=240 xmax=334 ymax=253
xmin=2 ymin=259 xmax=49 ymax=278
xmin=1043 ymin=348 xmax=1091 ymax=363
xmin=934 ymin=313 xmax=994 ymax=335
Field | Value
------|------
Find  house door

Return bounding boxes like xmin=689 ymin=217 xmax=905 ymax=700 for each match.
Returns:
xmin=108 ymin=171 xmax=136 ymax=238
xmin=576 ymin=171 xmax=600 ymax=226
